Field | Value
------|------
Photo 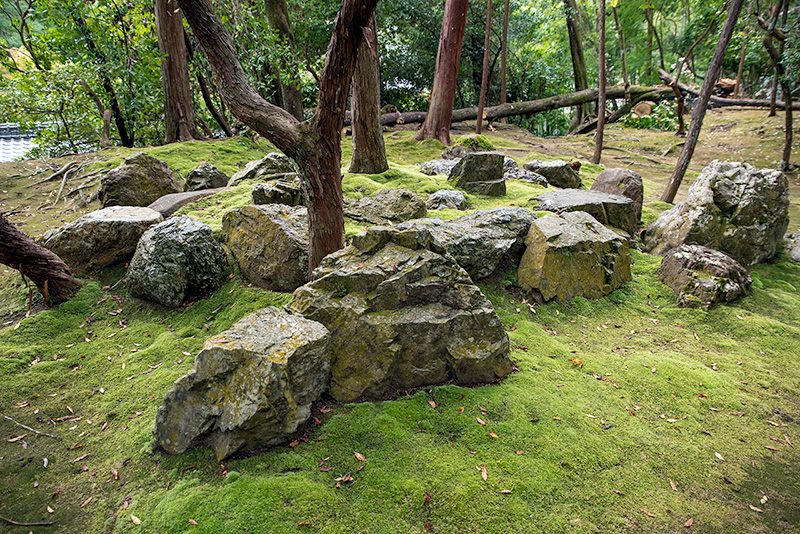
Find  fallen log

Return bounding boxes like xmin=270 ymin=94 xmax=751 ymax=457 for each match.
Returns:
xmin=344 ymin=85 xmax=673 ymax=127
xmin=659 ymin=69 xmax=800 ymax=110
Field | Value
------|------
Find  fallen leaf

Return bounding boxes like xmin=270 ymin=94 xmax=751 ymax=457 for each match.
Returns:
xmin=785 ymin=435 xmax=793 ymax=447
xmin=122 ymin=495 xmax=132 ymax=510
xmin=481 ymin=464 xmax=487 ymax=482
xmin=189 ymin=519 xmax=198 ymax=525
xmin=131 ymin=514 xmax=142 ymax=524
xmin=515 ymin=451 xmax=525 ymax=455
xmin=748 ymin=504 xmax=764 ymax=513
xmin=81 ymin=496 xmax=92 ymax=508
xmin=457 ymin=407 xmax=464 ymax=413
xmin=488 ymin=431 xmax=499 ymax=438
xmin=765 ymin=446 xmax=779 ymax=451
xmin=670 ymin=479 xmax=678 ymax=491
xmin=424 ymin=491 xmax=431 ymax=505
xmin=7 ymin=434 xmax=26 ymax=442
xmin=499 ymin=489 xmax=512 ymax=493
xmin=319 ymin=407 xmax=331 ymax=414
xmin=288 ymin=440 xmax=300 ymax=448
xmin=66 ymin=405 xmax=74 ymax=414
xmin=685 ymin=517 xmax=694 ymax=527
xmin=553 ymin=417 xmax=563 ymax=421
xmin=640 ymin=509 xmax=657 ymax=518
xmin=47 ymin=506 xmax=54 ymax=513
xmin=320 ymin=466 xmax=332 ymax=472
xmin=666 ymin=418 xmax=679 ymax=423
xmin=318 ymin=457 xmax=330 ymax=467
xmin=72 ymin=453 xmax=89 ymax=463
xmin=715 ymin=452 xmax=725 ymax=462
xmin=427 ymin=400 xmax=436 ymax=409
xmin=111 ymin=467 xmax=119 ymax=480
xmin=585 ymin=414 xmax=597 ymax=419
xmin=612 ymin=489 xmax=625 ymax=495
xmin=33 ymin=480 xmax=38 ymax=487
xmin=476 ymin=417 xmax=486 ymax=425
xmin=355 ymin=465 xmax=364 ymax=473
xmin=354 ymin=452 xmax=367 ymax=462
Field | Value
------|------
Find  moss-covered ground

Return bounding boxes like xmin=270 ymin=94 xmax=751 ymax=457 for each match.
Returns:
xmin=1 ymin=108 xmax=799 ymax=533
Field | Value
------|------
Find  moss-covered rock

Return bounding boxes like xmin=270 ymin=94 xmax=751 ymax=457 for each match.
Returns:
xmin=99 ymin=152 xmax=182 ymax=208
xmin=448 ymin=152 xmax=506 ymax=196
xmin=343 ymin=188 xmax=427 ymax=225
xmin=228 ymin=153 xmax=299 ymax=186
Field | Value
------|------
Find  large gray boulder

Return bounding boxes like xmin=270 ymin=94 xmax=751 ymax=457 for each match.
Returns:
xmin=504 ymin=166 xmax=548 ymax=186
xmin=41 ymin=206 xmax=163 ymax=274
xmin=590 ymin=168 xmax=644 ymax=222
xmin=252 ymin=178 xmax=305 ymax=207
xmin=426 ymin=189 xmax=468 ymax=211
xmin=658 ymin=245 xmax=752 ymax=309
xmin=228 ymin=153 xmax=299 ymax=186
xmin=98 ymin=152 xmax=182 ymax=208
xmin=532 ymin=189 xmax=637 ymax=234
xmin=343 ymin=189 xmax=427 ymax=225
xmin=184 ymin=162 xmax=229 ymax=192
xmin=286 ymin=226 xmax=514 ymax=403
xmin=644 ymin=161 xmax=789 ymax=266
xmin=222 ymin=204 xmax=308 ymax=292
xmin=518 ymin=211 xmax=631 ymax=302
xmin=448 ymin=152 xmax=506 ymax=196
xmin=523 ymin=159 xmax=581 ymax=189
xmin=147 ymin=188 xmax=228 ymax=218
xmin=154 ymin=307 xmax=330 ymax=461
xmin=127 ymin=216 xmax=227 ymax=307
xmin=419 ymin=159 xmax=459 ymax=177
xmin=396 ymin=207 xmax=536 ymax=280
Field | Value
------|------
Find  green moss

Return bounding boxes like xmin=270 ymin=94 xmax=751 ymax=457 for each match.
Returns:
xmin=454 ymin=134 xmax=495 ymax=151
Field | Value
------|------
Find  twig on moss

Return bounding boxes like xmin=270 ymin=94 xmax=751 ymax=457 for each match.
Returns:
xmin=2 ymin=415 xmax=63 ymax=440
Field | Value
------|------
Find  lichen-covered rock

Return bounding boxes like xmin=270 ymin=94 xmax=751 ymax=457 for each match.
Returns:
xmin=785 ymin=232 xmax=800 ymax=261
xmin=222 ymin=204 xmax=308 ymax=292
xmin=41 ymin=206 xmax=163 ymax=274
xmin=396 ymin=207 xmax=536 ymax=280
xmin=504 ymin=166 xmax=548 ymax=186
xmin=658 ymin=245 xmax=752 ymax=309
xmin=148 ymin=188 xmax=228 ymax=218
xmin=644 ymin=161 xmax=789 ymax=266
xmin=426 ymin=189 xmax=468 ymax=211
xmin=154 ymin=307 xmax=330 ymax=460
xmin=590 ymin=168 xmax=644 ymax=222
xmin=228 ymin=153 xmax=299 ymax=186
xmin=184 ymin=162 xmax=229 ymax=191
xmin=523 ymin=159 xmax=581 ymax=189
xmin=127 ymin=216 xmax=227 ymax=307
xmin=442 ymin=135 xmax=495 ymax=160
xmin=252 ymin=177 xmax=305 ymax=207
xmin=98 ymin=152 xmax=181 ymax=208
xmin=286 ymin=226 xmax=513 ymax=403
xmin=419 ymin=159 xmax=459 ymax=176
xmin=532 ymin=189 xmax=636 ymax=234
xmin=343 ymin=189 xmax=427 ymax=225
xmin=448 ymin=152 xmax=506 ymax=196
xmin=518 ymin=211 xmax=631 ymax=302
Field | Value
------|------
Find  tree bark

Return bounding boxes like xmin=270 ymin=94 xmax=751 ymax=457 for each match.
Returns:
xmin=184 ymin=30 xmax=233 ymax=137
xmin=658 ymin=70 xmax=800 ymax=110
xmin=564 ymin=0 xmax=591 ymax=128
xmin=661 ymin=0 xmax=746 ymax=204
xmin=734 ymin=28 xmax=747 ymax=97
xmin=758 ymin=0 xmax=792 ymax=170
xmin=591 ymin=0 xmax=606 ymax=164
xmin=0 ymin=214 xmax=81 ymax=303
xmin=266 ymin=0 xmax=304 ymax=121
xmin=476 ymin=0 xmax=493 ymax=135
xmin=612 ymin=6 xmax=630 ymax=104
xmin=177 ymin=0 xmax=377 ymax=274
xmin=156 ymin=0 xmax=204 ymax=143
xmin=415 ymin=0 xmax=469 ymax=145
xmin=498 ymin=0 xmax=510 ymax=123
xmin=349 ymin=14 xmax=388 ymax=174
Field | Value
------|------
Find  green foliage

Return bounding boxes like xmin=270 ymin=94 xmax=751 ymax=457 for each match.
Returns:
xmin=621 ymin=103 xmax=681 ymax=131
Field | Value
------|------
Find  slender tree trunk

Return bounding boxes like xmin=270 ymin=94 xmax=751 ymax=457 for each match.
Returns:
xmin=612 ymin=6 xmax=630 ymax=103
xmin=645 ymin=6 xmax=654 ymax=79
xmin=759 ymin=0 xmax=792 ymax=170
xmin=499 ymin=0 xmax=510 ymax=123
xmin=184 ymin=30 xmax=233 ymax=137
xmin=266 ymin=0 xmax=304 ymax=121
xmin=476 ymin=0 xmax=493 ymax=135
xmin=349 ymin=14 xmax=388 ymax=174
xmin=592 ymin=0 xmax=606 ymax=164
xmin=178 ymin=0 xmax=377 ymax=274
xmin=0 ymin=215 xmax=81 ymax=303
xmin=661 ymin=0 xmax=747 ymax=203
xmin=155 ymin=0 xmax=204 ymax=143
xmin=415 ymin=0 xmax=469 ymax=145
xmin=735 ymin=29 xmax=747 ymax=97
xmin=564 ymin=0 xmax=591 ymax=128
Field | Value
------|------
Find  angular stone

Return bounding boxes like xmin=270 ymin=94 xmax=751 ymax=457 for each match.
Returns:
xmin=222 ymin=204 xmax=308 ymax=292
xmin=645 ymin=161 xmax=789 ymax=266
xmin=154 ymin=307 xmax=330 ymax=460
xmin=228 ymin=153 xmax=299 ymax=186
xmin=523 ymin=159 xmax=581 ymax=189
xmin=184 ymin=162 xmax=229 ymax=192
xmin=286 ymin=226 xmax=513 ymax=403
xmin=518 ymin=211 xmax=631 ymax=302
xmin=448 ymin=152 xmax=506 ymax=196
xmin=99 ymin=152 xmax=182 ymax=208
xmin=426 ymin=189 xmax=468 ymax=211
xmin=419 ymin=159 xmax=458 ymax=177
xmin=41 ymin=206 xmax=163 ymax=274
xmin=147 ymin=188 xmax=229 ymax=218
xmin=343 ymin=189 xmax=427 ymax=225
xmin=658 ymin=245 xmax=752 ymax=309
xmin=532 ymin=189 xmax=636 ymax=234
xmin=127 ymin=216 xmax=227 ymax=307
xmin=252 ymin=178 xmax=305 ymax=207
xmin=785 ymin=232 xmax=800 ymax=261
xmin=505 ymin=166 xmax=548 ymax=186
xmin=397 ymin=207 xmax=536 ymax=280
xmin=590 ymin=168 xmax=644 ymax=222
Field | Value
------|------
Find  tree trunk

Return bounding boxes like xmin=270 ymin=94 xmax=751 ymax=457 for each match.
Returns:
xmin=177 ymin=0 xmax=377 ymax=274
xmin=349 ymin=14 xmax=388 ymax=174
xmin=476 ymin=0 xmax=493 ymax=135
xmin=759 ymin=0 xmax=792 ymax=170
xmin=184 ymin=30 xmax=234 ymax=137
xmin=415 ymin=0 xmax=469 ymax=145
xmin=564 ymin=0 xmax=591 ymax=128
xmin=612 ymin=6 xmax=630 ymax=104
xmin=499 ymin=0 xmax=510 ymax=123
xmin=0 ymin=215 xmax=81 ymax=303
xmin=156 ymin=0 xmax=204 ymax=143
xmin=734 ymin=29 xmax=747 ymax=97
xmin=266 ymin=0 xmax=304 ymax=121
xmin=591 ymin=0 xmax=606 ymax=164
xmin=661 ymin=0 xmax=746 ymax=203
xmin=659 ymin=69 xmax=800 ymax=110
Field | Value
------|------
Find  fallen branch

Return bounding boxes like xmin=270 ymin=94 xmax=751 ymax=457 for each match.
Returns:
xmin=658 ymin=69 xmax=800 ymax=110
xmin=2 ymin=414 xmax=63 ymax=440
xmin=0 ymin=515 xmax=55 ymax=527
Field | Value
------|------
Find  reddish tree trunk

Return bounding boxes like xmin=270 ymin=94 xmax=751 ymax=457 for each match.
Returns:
xmin=475 ymin=0 xmax=493 ymax=135
xmin=591 ymin=0 xmax=605 ymax=164
xmin=0 ymin=215 xmax=81 ymax=303
xmin=414 ymin=0 xmax=469 ymax=145
xmin=498 ymin=0 xmax=510 ymax=123
xmin=564 ymin=0 xmax=590 ymax=128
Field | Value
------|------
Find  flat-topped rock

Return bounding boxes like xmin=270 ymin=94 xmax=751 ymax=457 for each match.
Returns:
xmin=343 ymin=189 xmax=427 ymax=225
xmin=426 ymin=189 xmax=468 ymax=211
xmin=148 ymin=188 xmax=229 ymax=217
xmin=252 ymin=178 xmax=305 ymax=207
xmin=523 ymin=159 xmax=581 ymax=189
xmin=448 ymin=152 xmax=506 ymax=196
xmin=532 ymin=189 xmax=636 ymax=234
xmin=590 ymin=168 xmax=644 ymax=222
xmin=184 ymin=162 xmax=229 ymax=191
xmin=228 ymin=153 xmax=299 ymax=186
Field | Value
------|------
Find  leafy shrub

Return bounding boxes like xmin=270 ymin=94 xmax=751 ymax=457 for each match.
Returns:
xmin=621 ymin=103 xmax=682 ymax=131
